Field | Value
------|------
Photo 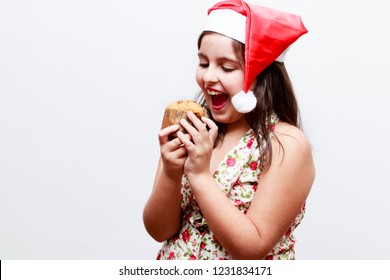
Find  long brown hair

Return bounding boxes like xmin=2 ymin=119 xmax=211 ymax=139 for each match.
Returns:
xmin=198 ymin=31 xmax=302 ymax=170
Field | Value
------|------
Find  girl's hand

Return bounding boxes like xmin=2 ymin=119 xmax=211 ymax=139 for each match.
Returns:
xmin=158 ymin=125 xmax=188 ymax=180
xmin=177 ymin=111 xmax=218 ymax=180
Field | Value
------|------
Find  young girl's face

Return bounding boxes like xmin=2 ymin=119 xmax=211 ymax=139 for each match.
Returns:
xmin=196 ymin=33 xmax=246 ymax=125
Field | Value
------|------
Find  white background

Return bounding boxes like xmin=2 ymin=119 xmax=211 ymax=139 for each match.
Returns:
xmin=1 ymin=0 xmax=389 ymax=260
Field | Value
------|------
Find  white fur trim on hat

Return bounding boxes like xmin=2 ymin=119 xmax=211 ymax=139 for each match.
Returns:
xmin=204 ymin=9 xmax=292 ymax=64
xmin=275 ymin=46 xmax=291 ymax=62
xmin=231 ymin=90 xmax=257 ymax=113
xmin=204 ymin=9 xmax=246 ymax=44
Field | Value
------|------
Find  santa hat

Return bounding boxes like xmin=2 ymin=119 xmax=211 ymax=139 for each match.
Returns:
xmin=203 ymin=0 xmax=308 ymax=113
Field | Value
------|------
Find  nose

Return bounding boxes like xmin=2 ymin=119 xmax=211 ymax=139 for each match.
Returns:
xmin=203 ymin=66 xmax=218 ymax=83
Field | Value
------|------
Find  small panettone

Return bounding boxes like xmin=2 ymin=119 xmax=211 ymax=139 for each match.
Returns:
xmin=161 ymin=100 xmax=206 ymax=139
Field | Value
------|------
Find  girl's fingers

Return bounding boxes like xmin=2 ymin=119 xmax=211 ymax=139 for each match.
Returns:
xmin=187 ymin=111 xmax=207 ymax=132
xmin=201 ymin=116 xmax=218 ymax=143
xmin=158 ymin=125 xmax=179 ymax=145
xmin=169 ymin=145 xmax=188 ymax=159
xmin=180 ymin=111 xmax=218 ymax=146
xmin=177 ymin=131 xmax=196 ymax=153
xmin=180 ymin=112 xmax=207 ymax=144
xmin=160 ymin=129 xmax=192 ymax=158
xmin=161 ymin=138 xmax=181 ymax=153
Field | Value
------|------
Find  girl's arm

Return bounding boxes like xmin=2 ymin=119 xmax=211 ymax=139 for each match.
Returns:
xmin=179 ymin=113 xmax=315 ymax=259
xmin=143 ymin=125 xmax=187 ymax=242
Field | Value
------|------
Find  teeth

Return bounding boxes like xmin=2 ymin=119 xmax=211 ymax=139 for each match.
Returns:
xmin=208 ymin=90 xmax=221 ymax=96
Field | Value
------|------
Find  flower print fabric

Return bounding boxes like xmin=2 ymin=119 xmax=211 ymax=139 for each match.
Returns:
xmin=157 ymin=115 xmax=305 ymax=260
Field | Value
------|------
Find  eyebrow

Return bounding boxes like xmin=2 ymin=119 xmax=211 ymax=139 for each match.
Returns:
xmin=197 ymin=52 xmax=240 ymax=65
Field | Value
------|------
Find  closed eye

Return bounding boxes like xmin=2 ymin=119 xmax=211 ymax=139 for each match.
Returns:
xmin=222 ymin=66 xmax=235 ymax=72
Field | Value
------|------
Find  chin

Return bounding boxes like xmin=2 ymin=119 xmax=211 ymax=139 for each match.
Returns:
xmin=211 ymin=113 xmax=245 ymax=125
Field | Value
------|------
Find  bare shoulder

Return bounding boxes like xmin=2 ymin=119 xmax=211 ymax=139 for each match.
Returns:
xmin=272 ymin=122 xmax=313 ymax=161
xmin=267 ymin=121 xmax=316 ymax=189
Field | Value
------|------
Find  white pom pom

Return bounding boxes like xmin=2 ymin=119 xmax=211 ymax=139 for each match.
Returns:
xmin=231 ymin=90 xmax=257 ymax=113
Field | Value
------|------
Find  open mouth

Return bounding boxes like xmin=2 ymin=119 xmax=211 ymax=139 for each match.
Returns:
xmin=209 ymin=90 xmax=228 ymax=110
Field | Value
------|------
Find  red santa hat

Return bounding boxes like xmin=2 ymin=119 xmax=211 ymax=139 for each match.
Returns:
xmin=203 ymin=0 xmax=308 ymax=113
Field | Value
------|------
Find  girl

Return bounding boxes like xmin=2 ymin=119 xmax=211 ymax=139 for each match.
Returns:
xmin=143 ymin=0 xmax=315 ymax=260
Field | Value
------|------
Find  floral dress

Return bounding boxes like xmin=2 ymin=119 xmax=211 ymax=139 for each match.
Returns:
xmin=157 ymin=115 xmax=305 ymax=260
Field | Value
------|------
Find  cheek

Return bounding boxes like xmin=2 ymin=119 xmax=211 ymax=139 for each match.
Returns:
xmin=195 ymin=68 xmax=204 ymax=88
xmin=230 ymin=74 xmax=245 ymax=92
